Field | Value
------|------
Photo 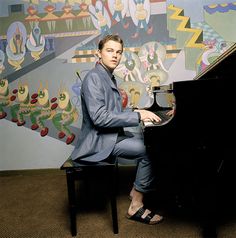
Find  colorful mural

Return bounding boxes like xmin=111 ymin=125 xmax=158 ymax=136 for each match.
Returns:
xmin=0 ymin=0 xmax=235 ymax=146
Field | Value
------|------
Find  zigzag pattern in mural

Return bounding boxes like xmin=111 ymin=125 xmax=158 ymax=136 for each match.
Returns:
xmin=167 ymin=4 xmax=205 ymax=71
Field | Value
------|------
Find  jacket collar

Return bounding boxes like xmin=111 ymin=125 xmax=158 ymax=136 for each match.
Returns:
xmin=95 ymin=63 xmax=118 ymax=91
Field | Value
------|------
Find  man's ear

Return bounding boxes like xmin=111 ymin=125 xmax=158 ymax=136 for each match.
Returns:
xmin=97 ymin=50 xmax=101 ymax=59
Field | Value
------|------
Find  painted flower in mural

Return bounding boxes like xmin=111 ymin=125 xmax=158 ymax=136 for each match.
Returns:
xmin=6 ymin=21 xmax=27 ymax=71
xmin=26 ymin=22 xmax=45 ymax=61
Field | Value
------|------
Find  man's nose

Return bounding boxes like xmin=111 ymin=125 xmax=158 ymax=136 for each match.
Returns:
xmin=112 ymin=52 xmax=118 ymax=58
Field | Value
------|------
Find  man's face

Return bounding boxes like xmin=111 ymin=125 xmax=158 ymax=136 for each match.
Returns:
xmin=97 ymin=40 xmax=123 ymax=72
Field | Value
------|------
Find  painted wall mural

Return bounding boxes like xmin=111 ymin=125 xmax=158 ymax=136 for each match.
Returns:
xmin=0 ymin=0 xmax=235 ymax=146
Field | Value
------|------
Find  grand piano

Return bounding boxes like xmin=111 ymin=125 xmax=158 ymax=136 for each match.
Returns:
xmin=142 ymin=43 xmax=236 ymax=237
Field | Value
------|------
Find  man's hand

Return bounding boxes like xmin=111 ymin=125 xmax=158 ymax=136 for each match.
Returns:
xmin=134 ymin=109 xmax=161 ymax=123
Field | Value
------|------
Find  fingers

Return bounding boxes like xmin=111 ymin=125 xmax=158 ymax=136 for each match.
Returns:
xmin=166 ymin=109 xmax=174 ymax=116
xmin=148 ymin=113 xmax=161 ymax=123
xmin=136 ymin=109 xmax=161 ymax=122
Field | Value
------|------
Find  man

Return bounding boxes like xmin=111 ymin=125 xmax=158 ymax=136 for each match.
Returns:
xmin=71 ymin=35 xmax=163 ymax=224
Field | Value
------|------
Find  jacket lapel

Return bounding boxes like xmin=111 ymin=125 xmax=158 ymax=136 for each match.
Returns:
xmin=96 ymin=63 xmax=120 ymax=92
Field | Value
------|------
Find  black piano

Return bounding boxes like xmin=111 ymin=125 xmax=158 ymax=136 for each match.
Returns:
xmin=142 ymin=43 xmax=236 ymax=237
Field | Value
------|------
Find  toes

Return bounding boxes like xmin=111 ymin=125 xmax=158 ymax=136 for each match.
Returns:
xmin=150 ymin=214 xmax=163 ymax=223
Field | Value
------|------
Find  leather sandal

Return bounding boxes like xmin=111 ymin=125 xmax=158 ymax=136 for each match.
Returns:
xmin=126 ymin=206 xmax=163 ymax=225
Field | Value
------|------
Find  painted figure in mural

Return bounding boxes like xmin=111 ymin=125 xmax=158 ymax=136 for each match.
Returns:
xmin=10 ymin=25 xmax=24 ymax=55
xmin=115 ymin=51 xmax=143 ymax=82
xmin=42 ymin=3 xmax=58 ymax=32
xmin=10 ymin=82 xmax=36 ymax=126
xmin=6 ymin=22 xmax=27 ymax=71
xmin=30 ymin=83 xmax=58 ymax=137
xmin=114 ymin=51 xmax=146 ymax=108
xmin=138 ymin=41 xmax=168 ymax=73
xmin=61 ymin=1 xmax=78 ymax=31
xmin=26 ymin=22 xmax=45 ymax=61
xmin=0 ymin=79 xmax=15 ymax=119
xmin=89 ymin=0 xmax=112 ymax=37
xmin=70 ymin=34 xmax=163 ymax=225
xmin=144 ymin=69 xmax=168 ymax=89
xmin=108 ymin=0 xmax=129 ymax=29
xmin=52 ymin=89 xmax=77 ymax=145
xmin=75 ymin=0 xmax=92 ymax=28
xmin=129 ymin=0 xmax=153 ymax=39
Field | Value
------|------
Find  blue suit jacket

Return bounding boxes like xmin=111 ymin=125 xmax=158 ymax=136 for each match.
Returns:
xmin=71 ymin=63 xmax=140 ymax=162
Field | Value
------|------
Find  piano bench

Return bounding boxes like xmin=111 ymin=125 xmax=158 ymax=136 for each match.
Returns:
xmin=60 ymin=157 xmax=119 ymax=237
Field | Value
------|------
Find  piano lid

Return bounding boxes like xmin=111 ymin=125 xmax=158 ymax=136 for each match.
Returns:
xmin=193 ymin=43 xmax=236 ymax=81
xmin=142 ymin=42 xmax=236 ymax=129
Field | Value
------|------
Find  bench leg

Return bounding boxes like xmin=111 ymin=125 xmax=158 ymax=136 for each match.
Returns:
xmin=110 ymin=167 xmax=118 ymax=234
xmin=66 ymin=169 xmax=77 ymax=237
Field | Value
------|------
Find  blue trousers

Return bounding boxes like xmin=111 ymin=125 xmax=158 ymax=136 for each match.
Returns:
xmin=111 ymin=131 xmax=155 ymax=194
